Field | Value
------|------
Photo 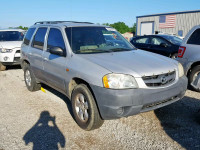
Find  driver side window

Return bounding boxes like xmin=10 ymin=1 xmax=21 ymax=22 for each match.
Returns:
xmin=47 ymin=28 xmax=66 ymax=55
xmin=151 ymin=37 xmax=167 ymax=45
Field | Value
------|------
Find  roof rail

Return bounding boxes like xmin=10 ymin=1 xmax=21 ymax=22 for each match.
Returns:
xmin=34 ymin=21 xmax=94 ymax=25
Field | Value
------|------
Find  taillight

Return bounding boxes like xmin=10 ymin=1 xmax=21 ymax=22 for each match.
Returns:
xmin=178 ymin=46 xmax=186 ymax=58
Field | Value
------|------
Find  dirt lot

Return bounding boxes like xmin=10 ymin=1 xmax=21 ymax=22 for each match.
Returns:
xmin=0 ymin=67 xmax=200 ymax=150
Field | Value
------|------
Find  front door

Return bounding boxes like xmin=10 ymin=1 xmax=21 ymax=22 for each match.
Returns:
xmin=43 ymin=28 xmax=67 ymax=91
xmin=149 ymin=36 xmax=171 ymax=56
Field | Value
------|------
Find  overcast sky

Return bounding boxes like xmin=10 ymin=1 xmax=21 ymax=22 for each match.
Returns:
xmin=0 ymin=0 xmax=199 ymax=28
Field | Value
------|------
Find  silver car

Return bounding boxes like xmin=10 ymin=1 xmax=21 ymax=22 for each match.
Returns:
xmin=21 ymin=21 xmax=187 ymax=130
xmin=177 ymin=25 xmax=200 ymax=92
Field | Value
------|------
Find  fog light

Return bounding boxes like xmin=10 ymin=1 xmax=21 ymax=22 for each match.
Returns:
xmin=116 ymin=107 xmax=124 ymax=115
xmin=4 ymin=57 xmax=9 ymax=61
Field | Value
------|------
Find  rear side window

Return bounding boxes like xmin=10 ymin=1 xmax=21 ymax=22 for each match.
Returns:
xmin=135 ymin=37 xmax=149 ymax=44
xmin=32 ymin=28 xmax=47 ymax=50
xmin=47 ymin=28 xmax=66 ymax=55
xmin=187 ymin=29 xmax=200 ymax=45
xmin=23 ymin=28 xmax=36 ymax=45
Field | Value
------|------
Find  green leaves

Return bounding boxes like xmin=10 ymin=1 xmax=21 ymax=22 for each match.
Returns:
xmin=102 ymin=22 xmax=136 ymax=34
xmin=18 ymin=26 xmax=28 ymax=30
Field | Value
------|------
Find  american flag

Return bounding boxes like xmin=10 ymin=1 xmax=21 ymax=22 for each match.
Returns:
xmin=159 ymin=15 xmax=176 ymax=28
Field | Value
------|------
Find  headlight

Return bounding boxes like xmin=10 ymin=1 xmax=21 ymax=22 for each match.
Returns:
xmin=178 ymin=63 xmax=184 ymax=77
xmin=0 ymin=48 xmax=13 ymax=53
xmin=103 ymin=74 xmax=138 ymax=89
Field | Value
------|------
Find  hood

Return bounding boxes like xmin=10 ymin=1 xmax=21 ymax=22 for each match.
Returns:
xmin=80 ymin=50 xmax=178 ymax=77
xmin=0 ymin=41 xmax=23 ymax=49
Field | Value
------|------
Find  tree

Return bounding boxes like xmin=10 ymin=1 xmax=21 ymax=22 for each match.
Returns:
xmin=102 ymin=22 xmax=136 ymax=34
xmin=102 ymin=23 xmax=110 ymax=26
xmin=18 ymin=26 xmax=28 ymax=30
xmin=109 ymin=22 xmax=131 ymax=34
xmin=130 ymin=23 xmax=136 ymax=34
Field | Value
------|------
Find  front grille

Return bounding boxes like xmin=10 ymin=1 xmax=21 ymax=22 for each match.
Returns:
xmin=142 ymin=71 xmax=176 ymax=87
xmin=16 ymin=50 xmax=20 ymax=53
xmin=142 ymin=96 xmax=178 ymax=110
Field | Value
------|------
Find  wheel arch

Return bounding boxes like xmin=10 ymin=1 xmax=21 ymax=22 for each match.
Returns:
xmin=68 ymin=77 xmax=95 ymax=99
xmin=187 ymin=61 xmax=200 ymax=77
xmin=21 ymin=59 xmax=30 ymax=70
xmin=68 ymin=77 xmax=104 ymax=122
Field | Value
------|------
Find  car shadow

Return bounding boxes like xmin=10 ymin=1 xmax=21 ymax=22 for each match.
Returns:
xmin=6 ymin=65 xmax=21 ymax=70
xmin=42 ymin=84 xmax=74 ymax=119
xmin=23 ymin=111 xmax=66 ymax=150
xmin=154 ymin=95 xmax=200 ymax=149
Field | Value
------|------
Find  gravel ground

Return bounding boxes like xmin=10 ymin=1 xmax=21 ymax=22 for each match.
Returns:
xmin=0 ymin=67 xmax=200 ymax=150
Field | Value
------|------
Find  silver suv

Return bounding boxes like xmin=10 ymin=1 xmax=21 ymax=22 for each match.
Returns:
xmin=21 ymin=21 xmax=187 ymax=130
xmin=177 ymin=25 xmax=200 ymax=92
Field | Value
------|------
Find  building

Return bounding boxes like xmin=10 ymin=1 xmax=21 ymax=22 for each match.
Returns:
xmin=122 ymin=32 xmax=133 ymax=41
xmin=136 ymin=10 xmax=200 ymax=37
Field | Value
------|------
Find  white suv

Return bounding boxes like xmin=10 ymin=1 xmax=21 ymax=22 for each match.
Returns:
xmin=0 ymin=29 xmax=25 ymax=71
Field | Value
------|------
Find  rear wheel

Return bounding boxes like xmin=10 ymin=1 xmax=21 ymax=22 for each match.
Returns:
xmin=71 ymin=84 xmax=104 ymax=130
xmin=24 ymin=64 xmax=41 ymax=91
xmin=188 ymin=65 xmax=200 ymax=92
xmin=0 ymin=62 xmax=6 ymax=71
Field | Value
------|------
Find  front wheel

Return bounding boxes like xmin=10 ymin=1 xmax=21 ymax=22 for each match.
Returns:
xmin=24 ymin=64 xmax=41 ymax=91
xmin=188 ymin=65 xmax=200 ymax=92
xmin=71 ymin=84 xmax=104 ymax=131
xmin=0 ymin=62 xmax=6 ymax=71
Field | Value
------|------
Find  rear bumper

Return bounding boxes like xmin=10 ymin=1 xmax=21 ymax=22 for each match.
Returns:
xmin=177 ymin=58 xmax=192 ymax=75
xmin=91 ymin=76 xmax=188 ymax=120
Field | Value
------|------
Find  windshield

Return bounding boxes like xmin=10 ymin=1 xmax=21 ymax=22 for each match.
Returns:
xmin=0 ymin=31 xmax=24 ymax=41
xmin=65 ymin=27 xmax=135 ymax=54
xmin=160 ymin=35 xmax=182 ymax=45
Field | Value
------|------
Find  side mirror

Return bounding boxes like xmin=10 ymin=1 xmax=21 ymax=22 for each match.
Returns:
xmin=49 ymin=47 xmax=64 ymax=56
xmin=160 ymin=43 xmax=168 ymax=47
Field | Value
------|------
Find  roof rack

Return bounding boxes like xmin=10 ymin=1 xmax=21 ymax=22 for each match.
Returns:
xmin=34 ymin=21 xmax=94 ymax=25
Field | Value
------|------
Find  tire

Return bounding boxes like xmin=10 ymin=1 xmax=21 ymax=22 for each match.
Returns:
xmin=171 ymin=53 xmax=178 ymax=59
xmin=24 ymin=64 xmax=41 ymax=92
xmin=0 ymin=62 xmax=6 ymax=71
xmin=188 ymin=65 xmax=200 ymax=92
xmin=71 ymin=84 xmax=104 ymax=131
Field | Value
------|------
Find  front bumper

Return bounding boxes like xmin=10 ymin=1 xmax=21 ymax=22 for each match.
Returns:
xmin=0 ymin=50 xmax=21 ymax=65
xmin=91 ymin=76 xmax=188 ymax=120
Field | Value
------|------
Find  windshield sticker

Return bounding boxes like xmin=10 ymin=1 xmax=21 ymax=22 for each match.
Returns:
xmin=106 ymin=28 xmax=117 ymax=32
xmin=112 ymin=33 xmax=117 ymax=39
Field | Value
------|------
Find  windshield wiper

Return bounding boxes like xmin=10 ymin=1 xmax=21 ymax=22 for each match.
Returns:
xmin=75 ymin=49 xmax=112 ymax=53
xmin=109 ymin=48 xmax=133 ymax=52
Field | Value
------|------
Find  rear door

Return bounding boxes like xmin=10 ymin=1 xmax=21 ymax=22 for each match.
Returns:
xmin=184 ymin=28 xmax=200 ymax=58
xmin=149 ymin=36 xmax=171 ymax=56
xmin=21 ymin=27 xmax=36 ymax=62
xmin=29 ymin=27 xmax=48 ymax=80
xmin=132 ymin=36 xmax=151 ymax=51
xmin=43 ymin=27 xmax=67 ymax=91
